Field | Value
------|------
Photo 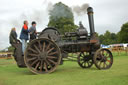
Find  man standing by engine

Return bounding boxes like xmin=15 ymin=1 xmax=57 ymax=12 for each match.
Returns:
xmin=29 ymin=21 xmax=37 ymax=42
xmin=20 ymin=20 xmax=29 ymax=54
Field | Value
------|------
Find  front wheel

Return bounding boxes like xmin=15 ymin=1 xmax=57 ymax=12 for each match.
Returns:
xmin=93 ymin=48 xmax=113 ymax=70
xmin=77 ymin=52 xmax=93 ymax=68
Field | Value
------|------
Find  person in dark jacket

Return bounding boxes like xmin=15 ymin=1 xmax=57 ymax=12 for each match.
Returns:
xmin=20 ymin=20 xmax=29 ymax=54
xmin=9 ymin=28 xmax=19 ymax=61
xmin=29 ymin=21 xmax=37 ymax=41
xmin=9 ymin=28 xmax=18 ymax=45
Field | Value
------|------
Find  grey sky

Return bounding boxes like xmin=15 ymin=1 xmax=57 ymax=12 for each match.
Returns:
xmin=0 ymin=0 xmax=128 ymax=50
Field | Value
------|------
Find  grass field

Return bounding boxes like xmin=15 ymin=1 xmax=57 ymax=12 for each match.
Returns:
xmin=0 ymin=53 xmax=128 ymax=85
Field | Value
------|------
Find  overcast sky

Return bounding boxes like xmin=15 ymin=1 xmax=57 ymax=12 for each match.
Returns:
xmin=0 ymin=0 xmax=128 ymax=50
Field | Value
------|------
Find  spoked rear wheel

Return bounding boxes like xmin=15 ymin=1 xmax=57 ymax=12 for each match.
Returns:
xmin=93 ymin=48 xmax=113 ymax=70
xmin=24 ymin=38 xmax=61 ymax=74
xmin=77 ymin=52 xmax=93 ymax=68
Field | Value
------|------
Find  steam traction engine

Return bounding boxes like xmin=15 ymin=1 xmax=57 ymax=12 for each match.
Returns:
xmin=22 ymin=7 xmax=113 ymax=74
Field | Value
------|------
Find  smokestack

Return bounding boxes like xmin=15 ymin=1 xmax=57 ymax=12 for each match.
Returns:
xmin=87 ymin=7 xmax=95 ymax=36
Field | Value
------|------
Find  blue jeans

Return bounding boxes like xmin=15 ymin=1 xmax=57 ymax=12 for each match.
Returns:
xmin=21 ymin=39 xmax=27 ymax=54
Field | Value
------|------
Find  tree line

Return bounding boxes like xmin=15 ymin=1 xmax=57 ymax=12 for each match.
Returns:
xmin=98 ymin=22 xmax=128 ymax=45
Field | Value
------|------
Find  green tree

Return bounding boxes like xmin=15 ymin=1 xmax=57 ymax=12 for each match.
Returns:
xmin=110 ymin=33 xmax=117 ymax=44
xmin=118 ymin=22 xmax=128 ymax=43
xmin=99 ymin=30 xmax=118 ymax=45
xmin=48 ymin=2 xmax=78 ymax=34
xmin=99 ymin=34 xmax=104 ymax=44
xmin=117 ymin=32 xmax=121 ymax=43
xmin=103 ymin=30 xmax=111 ymax=45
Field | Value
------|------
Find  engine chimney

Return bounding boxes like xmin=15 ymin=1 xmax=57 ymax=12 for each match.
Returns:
xmin=87 ymin=7 xmax=95 ymax=36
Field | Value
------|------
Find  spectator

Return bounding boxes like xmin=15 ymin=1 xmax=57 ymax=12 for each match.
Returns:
xmin=9 ymin=27 xmax=19 ymax=61
xmin=20 ymin=20 xmax=29 ymax=54
xmin=9 ymin=28 xmax=18 ymax=45
xmin=29 ymin=21 xmax=37 ymax=41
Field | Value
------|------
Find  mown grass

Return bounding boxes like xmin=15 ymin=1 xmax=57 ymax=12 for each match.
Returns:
xmin=0 ymin=53 xmax=128 ymax=85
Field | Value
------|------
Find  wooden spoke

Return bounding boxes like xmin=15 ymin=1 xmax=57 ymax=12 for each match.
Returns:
xmin=40 ymin=60 xmax=44 ymax=72
xmin=34 ymin=45 xmax=40 ymax=53
xmin=48 ymin=51 xmax=58 ymax=56
xmin=35 ymin=62 xmax=40 ymax=70
xmin=38 ymin=41 xmax=42 ymax=51
xmin=28 ymin=47 xmax=38 ymax=53
xmin=45 ymin=60 xmax=52 ymax=68
xmin=42 ymin=42 xmax=46 ymax=52
xmin=44 ymin=62 xmax=48 ymax=72
xmin=48 ymin=59 xmax=57 ymax=65
xmin=47 ymin=47 xmax=55 ymax=54
xmin=28 ymin=53 xmax=39 ymax=57
xmin=31 ymin=59 xmax=38 ymax=66
xmin=46 ymin=43 xmax=51 ymax=51
xmin=27 ymin=57 xmax=37 ymax=61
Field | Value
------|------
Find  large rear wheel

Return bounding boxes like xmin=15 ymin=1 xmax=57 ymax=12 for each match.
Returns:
xmin=24 ymin=38 xmax=61 ymax=74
